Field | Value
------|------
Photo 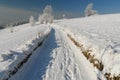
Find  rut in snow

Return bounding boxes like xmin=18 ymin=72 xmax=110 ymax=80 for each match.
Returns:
xmin=9 ymin=29 xmax=57 ymax=80
xmin=67 ymin=33 xmax=120 ymax=80
xmin=42 ymin=28 xmax=83 ymax=80
xmin=67 ymin=34 xmax=104 ymax=71
xmin=9 ymin=27 xmax=97 ymax=80
xmin=41 ymin=26 xmax=97 ymax=80
xmin=2 ymin=31 xmax=50 ymax=80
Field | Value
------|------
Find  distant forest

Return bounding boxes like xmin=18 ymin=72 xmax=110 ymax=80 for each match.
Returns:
xmin=0 ymin=20 xmax=29 ymax=29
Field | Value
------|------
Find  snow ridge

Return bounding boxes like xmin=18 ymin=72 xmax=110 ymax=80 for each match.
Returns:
xmin=1 ymin=28 xmax=51 ymax=80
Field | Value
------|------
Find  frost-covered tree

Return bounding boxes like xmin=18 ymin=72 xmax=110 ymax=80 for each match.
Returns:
xmin=84 ymin=3 xmax=98 ymax=17
xmin=43 ymin=5 xmax=53 ymax=14
xmin=62 ymin=14 xmax=66 ymax=19
xmin=10 ymin=24 xmax=13 ymax=33
xmin=39 ymin=5 xmax=54 ymax=24
xmin=29 ymin=16 xmax=35 ymax=26
xmin=38 ymin=14 xmax=41 ymax=23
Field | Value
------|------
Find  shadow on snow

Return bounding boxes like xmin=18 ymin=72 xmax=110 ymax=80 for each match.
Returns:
xmin=9 ymin=28 xmax=59 ymax=80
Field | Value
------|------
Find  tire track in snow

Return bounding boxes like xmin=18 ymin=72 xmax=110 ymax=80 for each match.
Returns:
xmin=9 ymin=29 xmax=58 ymax=80
xmin=47 ymin=24 xmax=98 ymax=80
xmin=9 ymin=25 xmax=97 ymax=80
xmin=42 ymin=27 xmax=83 ymax=80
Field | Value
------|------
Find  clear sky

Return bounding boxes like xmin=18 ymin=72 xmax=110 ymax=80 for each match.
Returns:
xmin=0 ymin=0 xmax=120 ymax=24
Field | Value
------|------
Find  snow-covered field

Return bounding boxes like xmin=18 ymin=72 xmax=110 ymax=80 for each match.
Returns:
xmin=0 ymin=13 xmax=120 ymax=80
xmin=55 ymin=14 xmax=120 ymax=79
xmin=0 ymin=23 xmax=51 ymax=79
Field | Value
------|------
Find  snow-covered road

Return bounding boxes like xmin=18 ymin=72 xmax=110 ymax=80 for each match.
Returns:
xmin=9 ymin=26 xmax=97 ymax=80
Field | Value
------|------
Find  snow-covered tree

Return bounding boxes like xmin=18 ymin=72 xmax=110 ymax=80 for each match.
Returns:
xmin=38 ymin=14 xmax=41 ymax=23
xmin=10 ymin=24 xmax=13 ymax=33
xmin=84 ymin=3 xmax=98 ymax=17
xmin=39 ymin=5 xmax=54 ymax=24
xmin=29 ymin=16 xmax=35 ymax=26
xmin=43 ymin=5 xmax=53 ymax=15
xmin=62 ymin=14 xmax=66 ymax=19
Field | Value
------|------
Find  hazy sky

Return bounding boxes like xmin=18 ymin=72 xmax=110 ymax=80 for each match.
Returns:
xmin=0 ymin=0 xmax=120 ymax=25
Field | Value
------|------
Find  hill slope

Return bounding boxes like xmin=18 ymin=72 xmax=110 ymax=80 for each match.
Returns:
xmin=0 ymin=14 xmax=120 ymax=80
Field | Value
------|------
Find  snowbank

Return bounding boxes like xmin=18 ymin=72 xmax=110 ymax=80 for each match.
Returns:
xmin=0 ymin=23 xmax=51 ymax=79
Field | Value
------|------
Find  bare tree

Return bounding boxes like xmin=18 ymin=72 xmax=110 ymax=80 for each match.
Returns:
xmin=84 ymin=3 xmax=98 ymax=17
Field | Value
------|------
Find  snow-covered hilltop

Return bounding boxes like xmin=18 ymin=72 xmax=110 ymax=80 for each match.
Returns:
xmin=56 ymin=13 xmax=120 ymax=79
xmin=0 ymin=13 xmax=120 ymax=80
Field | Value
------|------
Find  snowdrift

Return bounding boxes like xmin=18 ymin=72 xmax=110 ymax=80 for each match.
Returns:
xmin=0 ymin=23 xmax=51 ymax=80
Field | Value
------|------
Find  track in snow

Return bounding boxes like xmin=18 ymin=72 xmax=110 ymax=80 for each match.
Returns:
xmin=9 ymin=26 xmax=97 ymax=80
xmin=42 ymin=27 xmax=83 ymax=80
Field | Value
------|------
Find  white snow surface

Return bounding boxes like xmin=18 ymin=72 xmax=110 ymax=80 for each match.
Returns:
xmin=0 ymin=13 xmax=120 ymax=80
xmin=55 ymin=13 xmax=120 ymax=76
xmin=0 ymin=23 xmax=50 ymax=79
xmin=9 ymin=26 xmax=97 ymax=80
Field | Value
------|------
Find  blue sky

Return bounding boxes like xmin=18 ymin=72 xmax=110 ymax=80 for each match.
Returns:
xmin=1 ymin=0 xmax=120 ymax=14
xmin=0 ymin=0 xmax=120 ymax=24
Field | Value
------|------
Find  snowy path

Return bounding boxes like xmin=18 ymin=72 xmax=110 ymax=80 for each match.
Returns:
xmin=9 ymin=26 xmax=97 ymax=80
